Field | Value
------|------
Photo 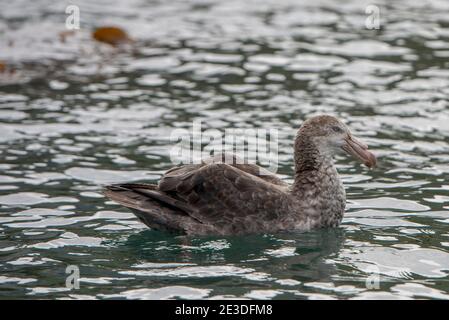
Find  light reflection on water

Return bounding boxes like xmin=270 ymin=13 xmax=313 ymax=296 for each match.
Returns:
xmin=1 ymin=0 xmax=449 ymax=299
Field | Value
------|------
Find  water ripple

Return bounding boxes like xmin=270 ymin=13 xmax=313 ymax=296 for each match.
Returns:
xmin=1 ymin=0 xmax=449 ymax=299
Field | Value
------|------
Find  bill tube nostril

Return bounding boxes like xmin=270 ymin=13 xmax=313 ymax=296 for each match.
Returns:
xmin=342 ymin=134 xmax=376 ymax=168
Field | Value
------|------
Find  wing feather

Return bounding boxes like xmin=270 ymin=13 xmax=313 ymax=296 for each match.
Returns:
xmin=104 ymin=153 xmax=291 ymax=235
xmin=159 ymin=162 xmax=292 ymax=233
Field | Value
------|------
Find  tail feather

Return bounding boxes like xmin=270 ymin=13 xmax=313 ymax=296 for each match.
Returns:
xmin=103 ymin=184 xmax=190 ymax=233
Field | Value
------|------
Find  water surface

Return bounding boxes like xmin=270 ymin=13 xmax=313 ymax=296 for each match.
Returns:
xmin=1 ymin=0 xmax=449 ymax=299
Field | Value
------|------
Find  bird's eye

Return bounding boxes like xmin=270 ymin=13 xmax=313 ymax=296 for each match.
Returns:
xmin=331 ymin=125 xmax=344 ymax=133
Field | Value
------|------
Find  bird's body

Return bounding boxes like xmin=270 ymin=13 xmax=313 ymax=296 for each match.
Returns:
xmin=104 ymin=115 xmax=376 ymax=235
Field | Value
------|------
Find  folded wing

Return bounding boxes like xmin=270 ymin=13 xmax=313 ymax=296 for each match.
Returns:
xmin=104 ymin=156 xmax=292 ymax=235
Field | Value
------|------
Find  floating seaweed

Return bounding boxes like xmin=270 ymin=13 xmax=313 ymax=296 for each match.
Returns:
xmin=92 ymin=26 xmax=132 ymax=46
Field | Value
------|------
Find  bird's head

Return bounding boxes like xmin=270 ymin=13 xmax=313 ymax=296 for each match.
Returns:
xmin=298 ymin=115 xmax=376 ymax=168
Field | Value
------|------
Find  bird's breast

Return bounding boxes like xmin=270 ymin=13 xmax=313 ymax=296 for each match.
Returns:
xmin=292 ymin=165 xmax=346 ymax=228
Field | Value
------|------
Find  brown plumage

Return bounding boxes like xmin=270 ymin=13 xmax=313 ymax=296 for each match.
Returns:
xmin=103 ymin=115 xmax=376 ymax=235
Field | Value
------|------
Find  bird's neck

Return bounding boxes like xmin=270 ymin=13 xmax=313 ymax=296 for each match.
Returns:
xmin=291 ymin=134 xmax=345 ymax=228
xmin=291 ymin=134 xmax=337 ymax=192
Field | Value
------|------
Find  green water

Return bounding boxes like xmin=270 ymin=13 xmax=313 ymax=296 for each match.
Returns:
xmin=1 ymin=0 xmax=449 ymax=299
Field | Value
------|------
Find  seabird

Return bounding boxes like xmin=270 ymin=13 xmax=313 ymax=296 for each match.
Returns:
xmin=104 ymin=115 xmax=376 ymax=235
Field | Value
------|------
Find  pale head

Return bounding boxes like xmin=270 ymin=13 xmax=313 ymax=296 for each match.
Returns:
xmin=298 ymin=115 xmax=376 ymax=168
